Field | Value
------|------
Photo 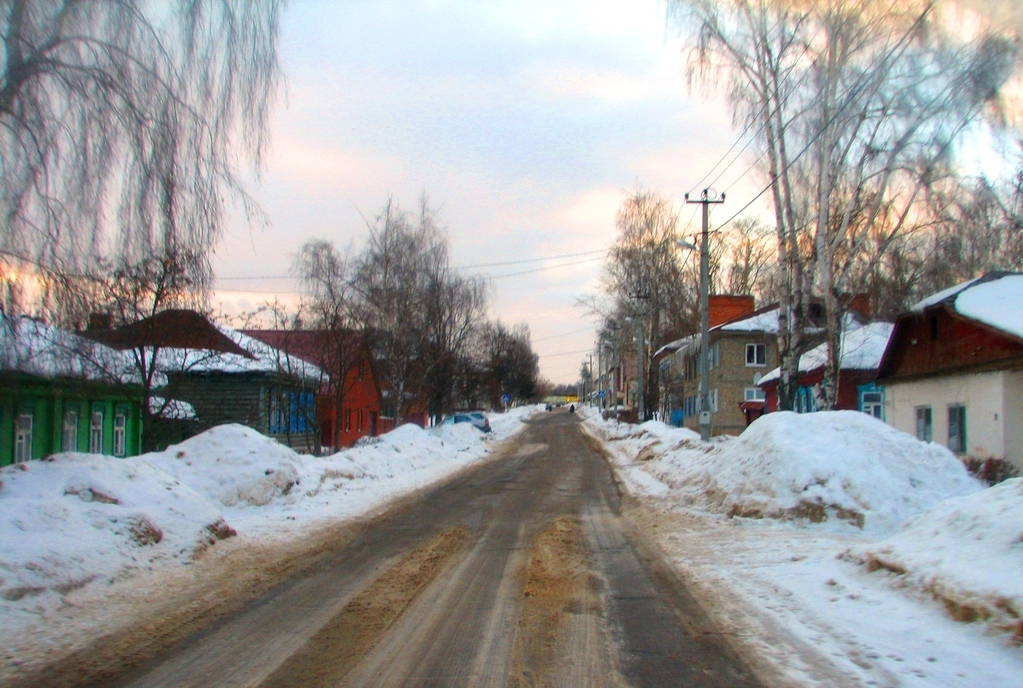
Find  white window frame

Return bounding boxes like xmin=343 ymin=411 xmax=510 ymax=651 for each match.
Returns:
xmin=15 ymin=413 xmax=33 ymax=463
xmin=710 ymin=389 xmax=719 ymax=413
xmin=745 ymin=342 xmax=767 ymax=367
xmin=113 ymin=413 xmax=127 ymax=457
xmin=63 ymin=409 xmax=79 ymax=452
xmin=744 ymin=387 xmax=766 ymax=402
xmin=90 ymin=410 xmax=104 ymax=454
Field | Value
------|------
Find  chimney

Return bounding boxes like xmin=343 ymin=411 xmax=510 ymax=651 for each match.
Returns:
xmin=709 ymin=295 xmax=755 ymax=328
xmin=88 ymin=312 xmax=112 ymax=331
xmin=843 ymin=293 xmax=872 ymax=322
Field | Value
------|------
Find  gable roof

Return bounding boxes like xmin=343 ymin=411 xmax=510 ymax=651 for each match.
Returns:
xmin=158 ymin=325 xmax=323 ymax=382
xmin=82 ymin=309 xmax=253 ymax=358
xmin=759 ymin=321 xmax=894 ymax=386
xmin=877 ymin=272 xmax=1023 ymax=382
xmin=910 ymin=272 xmax=1023 ymax=341
xmin=241 ymin=329 xmax=365 ymax=372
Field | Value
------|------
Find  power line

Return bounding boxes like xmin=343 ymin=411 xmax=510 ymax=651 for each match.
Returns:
xmin=532 ymin=326 xmax=593 ymax=343
xmin=215 ymin=249 xmax=609 ymax=282
xmin=538 ymin=348 xmax=591 ymax=358
xmin=458 ymin=249 xmax=605 ymax=269
xmin=487 ymin=256 xmax=604 ymax=280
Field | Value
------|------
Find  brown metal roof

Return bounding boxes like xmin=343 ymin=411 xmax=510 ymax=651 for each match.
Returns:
xmin=82 ymin=309 xmax=254 ymax=358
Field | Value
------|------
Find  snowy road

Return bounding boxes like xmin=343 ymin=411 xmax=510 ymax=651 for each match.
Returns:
xmin=52 ymin=411 xmax=758 ymax=688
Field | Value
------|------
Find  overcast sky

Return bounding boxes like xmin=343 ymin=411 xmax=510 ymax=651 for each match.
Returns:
xmin=211 ymin=0 xmax=769 ymax=383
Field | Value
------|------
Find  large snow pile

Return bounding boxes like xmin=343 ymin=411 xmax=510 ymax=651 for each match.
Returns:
xmin=846 ymin=477 xmax=1023 ymax=640
xmin=0 ymin=454 xmax=231 ymax=608
xmin=146 ymin=425 xmax=302 ymax=507
xmin=0 ymin=406 xmax=536 ymax=629
xmin=586 ymin=410 xmax=982 ymax=534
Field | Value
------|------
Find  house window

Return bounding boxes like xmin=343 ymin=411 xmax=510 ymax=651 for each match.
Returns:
xmin=344 ymin=408 xmax=351 ymax=432
xmin=268 ymin=388 xmax=287 ymax=433
xmin=113 ymin=413 xmax=127 ymax=457
xmin=710 ymin=389 xmax=719 ymax=413
xmin=860 ymin=390 xmax=885 ymax=420
xmin=708 ymin=342 xmax=720 ymax=370
xmin=744 ymin=387 xmax=766 ymax=402
xmin=357 ymin=409 xmax=363 ymax=433
xmin=63 ymin=409 xmax=79 ymax=452
xmin=288 ymin=392 xmax=314 ymax=433
xmin=948 ymin=405 xmax=967 ymax=454
xmin=90 ymin=411 xmax=104 ymax=453
xmin=745 ymin=343 xmax=767 ymax=366
xmin=15 ymin=413 xmax=33 ymax=463
xmin=915 ymin=406 xmax=933 ymax=442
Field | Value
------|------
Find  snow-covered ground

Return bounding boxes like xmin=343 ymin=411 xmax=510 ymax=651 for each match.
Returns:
xmin=583 ymin=408 xmax=1023 ymax=687
xmin=0 ymin=406 xmax=536 ymax=674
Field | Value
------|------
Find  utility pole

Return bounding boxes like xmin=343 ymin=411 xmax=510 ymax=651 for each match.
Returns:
xmin=684 ymin=188 xmax=725 ymax=441
xmin=588 ymin=353 xmax=593 ymax=407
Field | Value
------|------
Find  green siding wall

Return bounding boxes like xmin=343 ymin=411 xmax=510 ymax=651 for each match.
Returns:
xmin=0 ymin=378 xmax=142 ymax=466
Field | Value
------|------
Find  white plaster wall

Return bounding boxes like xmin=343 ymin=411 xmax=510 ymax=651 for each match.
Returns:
xmin=883 ymin=371 xmax=1007 ymax=463
xmin=1003 ymin=371 xmax=1023 ymax=473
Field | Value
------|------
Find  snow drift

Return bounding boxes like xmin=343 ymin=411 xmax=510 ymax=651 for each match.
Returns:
xmin=0 ymin=454 xmax=231 ymax=605
xmin=587 ymin=410 xmax=982 ymax=533
xmin=846 ymin=477 xmax=1023 ymax=641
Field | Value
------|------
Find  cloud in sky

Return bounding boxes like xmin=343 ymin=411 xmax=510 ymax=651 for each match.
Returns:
xmin=214 ymin=0 xmax=762 ymax=383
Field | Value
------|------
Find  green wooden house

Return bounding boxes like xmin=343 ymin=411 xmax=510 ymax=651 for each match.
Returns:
xmin=0 ymin=317 xmax=143 ymax=466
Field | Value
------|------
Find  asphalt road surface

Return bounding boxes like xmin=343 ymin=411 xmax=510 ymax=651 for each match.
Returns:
xmin=87 ymin=411 xmax=763 ymax=687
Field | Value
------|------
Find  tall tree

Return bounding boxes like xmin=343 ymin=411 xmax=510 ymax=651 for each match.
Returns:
xmin=0 ymin=0 xmax=284 ymax=321
xmin=674 ymin=0 xmax=1019 ymax=409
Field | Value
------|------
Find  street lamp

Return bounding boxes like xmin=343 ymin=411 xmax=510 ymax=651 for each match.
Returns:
xmin=682 ymin=188 xmax=724 ymax=441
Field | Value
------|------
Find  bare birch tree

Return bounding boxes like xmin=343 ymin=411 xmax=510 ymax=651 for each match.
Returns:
xmin=673 ymin=0 xmax=1019 ymax=409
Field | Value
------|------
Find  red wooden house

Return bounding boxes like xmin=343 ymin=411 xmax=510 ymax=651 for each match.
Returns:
xmin=242 ymin=330 xmax=385 ymax=449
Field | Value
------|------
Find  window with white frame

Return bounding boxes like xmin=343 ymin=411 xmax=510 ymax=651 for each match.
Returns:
xmin=90 ymin=410 xmax=104 ymax=453
xmin=915 ymin=406 xmax=933 ymax=443
xmin=710 ymin=389 xmax=719 ymax=412
xmin=745 ymin=343 xmax=766 ymax=366
xmin=15 ymin=413 xmax=33 ymax=463
xmin=860 ymin=390 xmax=884 ymax=420
xmin=744 ymin=387 xmax=766 ymax=402
xmin=113 ymin=413 xmax=127 ymax=457
xmin=63 ymin=409 xmax=79 ymax=452
xmin=948 ymin=405 xmax=967 ymax=454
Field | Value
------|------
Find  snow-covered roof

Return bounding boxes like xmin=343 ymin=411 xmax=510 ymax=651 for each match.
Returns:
xmin=0 ymin=316 xmax=147 ymax=385
xmin=718 ymin=308 xmax=780 ymax=333
xmin=948 ymin=274 xmax=1023 ymax=341
xmin=759 ymin=321 xmax=895 ymax=386
xmin=149 ymin=396 xmax=197 ymax=421
xmin=654 ymin=334 xmax=696 ymax=360
xmin=910 ymin=277 xmax=983 ymax=312
xmin=158 ymin=325 xmax=323 ymax=382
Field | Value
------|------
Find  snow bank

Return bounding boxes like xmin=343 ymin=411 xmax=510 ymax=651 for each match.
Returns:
xmin=846 ymin=477 xmax=1023 ymax=641
xmin=0 ymin=405 xmax=537 ymax=632
xmin=586 ymin=410 xmax=982 ymax=534
xmin=146 ymin=425 xmax=302 ymax=507
xmin=0 ymin=454 xmax=230 ymax=609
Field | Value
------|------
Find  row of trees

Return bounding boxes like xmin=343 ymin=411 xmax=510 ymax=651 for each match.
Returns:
xmin=295 ymin=197 xmax=540 ymax=424
xmin=595 ymin=0 xmax=1022 ymax=416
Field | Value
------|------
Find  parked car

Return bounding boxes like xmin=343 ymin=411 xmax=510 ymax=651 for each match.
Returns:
xmin=437 ymin=412 xmax=491 ymax=433
xmin=467 ymin=411 xmax=492 ymax=433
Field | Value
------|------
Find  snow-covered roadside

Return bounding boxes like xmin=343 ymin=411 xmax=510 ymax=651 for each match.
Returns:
xmin=581 ymin=407 xmax=1023 ymax=687
xmin=0 ymin=406 xmax=538 ymax=676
